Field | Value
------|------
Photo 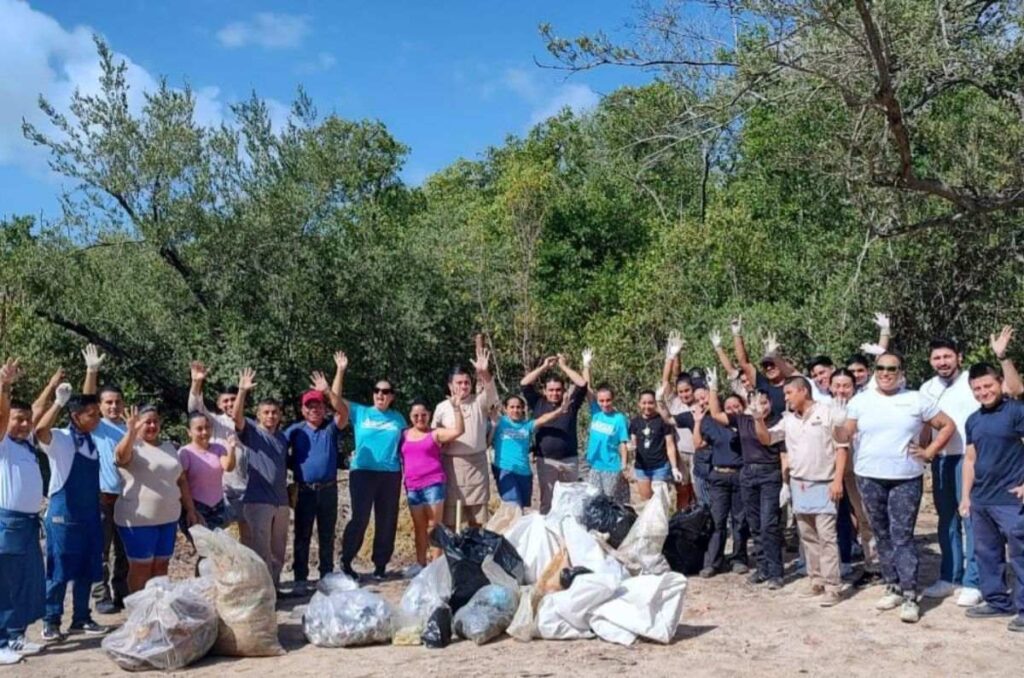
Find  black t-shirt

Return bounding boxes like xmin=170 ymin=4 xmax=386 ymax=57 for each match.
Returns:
xmin=522 ymin=382 xmax=587 ymax=460
xmin=756 ymin=372 xmax=787 ymax=417
xmin=674 ymin=413 xmax=743 ymax=468
xmin=629 ymin=415 xmax=672 ymax=470
xmin=728 ymin=413 xmax=782 ymax=465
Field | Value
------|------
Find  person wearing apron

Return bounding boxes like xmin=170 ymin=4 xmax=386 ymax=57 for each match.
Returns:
xmin=0 ymin=362 xmax=47 ymax=663
xmin=34 ymin=388 xmax=108 ymax=642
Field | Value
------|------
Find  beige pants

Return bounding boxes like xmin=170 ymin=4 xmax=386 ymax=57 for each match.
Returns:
xmin=241 ymin=503 xmax=290 ymax=587
xmin=797 ymin=512 xmax=841 ymax=592
xmin=536 ymin=456 xmax=580 ymax=514
xmin=844 ymin=470 xmax=879 ymax=568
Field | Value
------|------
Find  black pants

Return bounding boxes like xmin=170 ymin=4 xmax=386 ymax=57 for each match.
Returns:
xmin=92 ymin=493 xmax=128 ymax=605
xmin=293 ymin=483 xmax=339 ymax=582
xmin=706 ymin=469 xmax=749 ymax=571
xmin=341 ymin=470 xmax=401 ymax=571
xmin=740 ymin=464 xmax=783 ymax=579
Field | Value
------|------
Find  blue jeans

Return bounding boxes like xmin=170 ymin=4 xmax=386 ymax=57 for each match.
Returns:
xmin=494 ymin=466 xmax=533 ymax=507
xmin=971 ymin=504 xmax=1024 ymax=613
xmin=740 ymin=464 xmax=783 ymax=579
xmin=45 ymin=578 xmax=92 ymax=625
xmin=931 ymin=456 xmax=979 ymax=587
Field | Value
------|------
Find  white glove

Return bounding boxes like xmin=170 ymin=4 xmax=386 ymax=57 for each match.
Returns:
xmin=664 ymin=331 xmax=684 ymax=360
xmin=859 ymin=342 xmax=886 ymax=357
xmin=710 ymin=329 xmax=722 ymax=349
xmin=873 ymin=312 xmax=891 ymax=334
xmin=81 ymin=344 xmax=105 ymax=370
xmin=581 ymin=348 xmax=594 ymax=368
xmin=730 ymin=317 xmax=742 ymax=336
xmin=672 ymin=468 xmax=684 ymax=483
xmin=655 ymin=385 xmax=666 ymax=402
xmin=763 ymin=331 xmax=780 ymax=356
xmin=779 ymin=484 xmax=791 ymax=508
xmin=706 ymin=366 xmax=719 ymax=392
xmin=55 ymin=383 xmax=73 ymax=407
xmin=830 ymin=398 xmax=848 ymax=426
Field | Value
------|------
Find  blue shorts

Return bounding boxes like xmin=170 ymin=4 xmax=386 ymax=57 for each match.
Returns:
xmin=493 ymin=466 xmax=533 ymax=507
xmin=118 ymin=522 xmax=178 ymax=561
xmin=635 ymin=463 xmax=673 ymax=482
xmin=407 ymin=482 xmax=445 ymax=507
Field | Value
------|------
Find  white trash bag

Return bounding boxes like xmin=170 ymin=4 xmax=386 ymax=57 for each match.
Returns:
xmin=614 ymin=484 xmax=672 ymax=575
xmin=560 ymin=516 xmax=628 ymax=582
xmin=590 ymin=572 xmax=687 ymax=646
xmin=545 ymin=482 xmax=598 ymax=530
xmin=303 ymin=578 xmax=393 ymax=647
xmin=506 ymin=514 xmax=559 ymax=585
xmin=102 ymin=576 xmax=218 ymax=671
xmin=507 ymin=585 xmax=542 ymax=642
xmin=392 ymin=557 xmax=452 ymax=645
xmin=536 ymin=573 xmax=622 ymax=641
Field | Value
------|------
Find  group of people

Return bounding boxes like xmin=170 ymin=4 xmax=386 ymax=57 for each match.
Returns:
xmin=1 ymin=314 xmax=1023 ymax=665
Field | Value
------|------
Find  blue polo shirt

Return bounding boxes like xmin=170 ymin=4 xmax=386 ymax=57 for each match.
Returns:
xmin=238 ymin=420 xmax=289 ymax=506
xmin=286 ymin=419 xmax=341 ymax=484
xmin=586 ymin=402 xmax=629 ymax=473
xmin=93 ymin=418 xmax=126 ymax=494
xmin=349 ymin=402 xmax=406 ymax=472
xmin=674 ymin=412 xmax=743 ymax=468
xmin=965 ymin=398 xmax=1024 ymax=506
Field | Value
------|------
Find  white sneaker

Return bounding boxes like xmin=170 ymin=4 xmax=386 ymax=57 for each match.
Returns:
xmin=7 ymin=636 xmax=43 ymax=655
xmin=900 ymin=598 xmax=921 ymax=623
xmin=402 ymin=563 xmax=424 ymax=579
xmin=876 ymin=587 xmax=903 ymax=611
xmin=922 ymin=580 xmax=956 ymax=598
xmin=0 ymin=648 xmax=23 ymax=665
xmin=957 ymin=587 xmax=984 ymax=607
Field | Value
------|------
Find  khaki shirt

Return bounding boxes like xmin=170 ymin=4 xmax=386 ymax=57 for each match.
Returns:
xmin=768 ymin=402 xmax=842 ymax=481
xmin=431 ymin=381 xmax=499 ymax=458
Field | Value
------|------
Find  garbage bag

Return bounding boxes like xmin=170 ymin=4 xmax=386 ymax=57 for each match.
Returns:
xmin=614 ymin=485 xmax=672 ymax=575
xmin=393 ymin=557 xmax=452 ymax=644
xmin=303 ymin=586 xmax=393 ymax=647
xmin=663 ymin=504 xmax=713 ymax=575
xmin=430 ymin=524 xmax=525 ymax=612
xmin=560 ymin=517 xmax=628 ymax=582
xmin=102 ymin=577 xmax=218 ymax=671
xmin=317 ymin=572 xmax=360 ymax=594
xmin=590 ymin=573 xmax=687 ymax=646
xmin=485 ymin=502 xmax=523 ymax=534
xmin=453 ymin=584 xmax=517 ymax=645
xmin=190 ymin=525 xmax=284 ymax=657
xmin=581 ymin=495 xmax=637 ymax=549
xmin=545 ymin=482 xmax=598 ymax=530
xmin=421 ymin=605 xmax=453 ymax=648
xmin=507 ymin=585 xmax=541 ymax=642
xmin=536 ymin=573 xmax=621 ymax=640
xmin=537 ymin=547 xmax=570 ymax=595
xmin=559 ymin=566 xmax=592 ymax=590
xmin=505 ymin=513 xmax=559 ymax=585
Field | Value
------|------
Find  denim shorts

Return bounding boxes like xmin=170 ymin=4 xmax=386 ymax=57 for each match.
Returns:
xmin=407 ymin=482 xmax=446 ymax=507
xmin=118 ymin=521 xmax=177 ymax=560
xmin=635 ymin=462 xmax=673 ymax=482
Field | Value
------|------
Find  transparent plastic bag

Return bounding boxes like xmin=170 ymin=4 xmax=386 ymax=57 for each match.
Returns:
xmin=453 ymin=584 xmax=518 ymax=645
xmin=507 ymin=585 xmax=542 ymax=642
xmin=392 ymin=557 xmax=452 ymax=644
xmin=303 ymin=587 xmax=393 ymax=647
xmin=614 ymin=484 xmax=672 ymax=575
xmin=102 ymin=576 xmax=218 ymax=671
xmin=190 ymin=525 xmax=284 ymax=657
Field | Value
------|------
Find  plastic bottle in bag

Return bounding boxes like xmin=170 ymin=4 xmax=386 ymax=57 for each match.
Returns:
xmin=303 ymin=587 xmax=393 ymax=647
xmin=392 ymin=557 xmax=452 ymax=644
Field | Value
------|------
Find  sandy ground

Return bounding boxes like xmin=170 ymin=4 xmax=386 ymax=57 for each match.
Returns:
xmin=8 ymin=483 xmax=1022 ymax=678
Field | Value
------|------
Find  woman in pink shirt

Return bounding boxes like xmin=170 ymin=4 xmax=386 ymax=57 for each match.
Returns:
xmin=400 ymin=395 xmax=464 ymax=571
xmin=177 ymin=411 xmax=237 ymax=530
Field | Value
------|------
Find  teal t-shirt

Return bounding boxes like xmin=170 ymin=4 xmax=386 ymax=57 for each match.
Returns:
xmin=492 ymin=416 xmax=535 ymax=476
xmin=586 ymin=402 xmax=629 ymax=472
xmin=348 ymin=402 xmax=407 ymax=472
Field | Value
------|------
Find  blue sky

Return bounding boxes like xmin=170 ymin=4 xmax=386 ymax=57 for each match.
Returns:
xmin=0 ymin=0 xmax=654 ymax=220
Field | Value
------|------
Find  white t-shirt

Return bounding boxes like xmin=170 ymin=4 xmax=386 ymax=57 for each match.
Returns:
xmin=804 ymin=376 xmax=833 ymax=404
xmin=847 ymin=388 xmax=940 ymax=479
xmin=39 ymin=427 xmax=99 ymax=497
xmin=0 ymin=435 xmax=44 ymax=513
xmin=919 ymin=371 xmax=977 ymax=457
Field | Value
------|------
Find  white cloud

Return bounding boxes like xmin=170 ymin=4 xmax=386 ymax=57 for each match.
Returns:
xmin=297 ymin=51 xmax=336 ymax=74
xmin=498 ymin=67 xmax=600 ymax=127
xmin=216 ymin=12 xmax=309 ymax=49
xmin=528 ymin=83 xmax=599 ymax=126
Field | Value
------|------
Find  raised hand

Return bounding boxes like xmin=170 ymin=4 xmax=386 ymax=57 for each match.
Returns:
xmin=333 ymin=351 xmax=348 ymax=372
xmin=238 ymin=368 xmax=257 ymax=391
xmin=225 ymin=434 xmax=238 ymax=452
xmin=859 ymin=342 xmax=886 ymax=356
xmin=691 ymin=402 xmax=706 ymax=421
xmin=730 ymin=316 xmax=743 ymax=336
xmin=706 ymin=366 xmax=719 ymax=392
xmin=82 ymin=344 xmax=106 ymax=371
xmin=762 ymin=331 xmax=780 ymax=356
xmin=190 ymin=361 xmax=208 ymax=382
xmin=710 ymin=329 xmax=722 ymax=349
xmin=542 ymin=355 xmax=558 ymax=370
xmin=471 ymin=347 xmax=491 ymax=373
xmin=124 ymin=405 xmax=143 ymax=433
xmin=655 ymin=384 xmax=666 ymax=402
xmin=581 ymin=348 xmax=594 ymax=368
xmin=558 ymin=391 xmax=572 ymax=413
xmin=748 ymin=394 xmax=768 ymax=420
xmin=54 ymin=382 xmax=73 ymax=407
xmin=450 ymin=393 xmax=464 ymax=409
xmin=829 ymin=397 xmax=848 ymax=426
xmin=0 ymin=358 xmax=21 ymax=385
xmin=873 ymin=312 xmax=891 ymax=333
xmin=46 ymin=368 xmax=65 ymax=389
xmin=310 ymin=371 xmax=330 ymax=393
xmin=664 ymin=331 xmax=684 ymax=360
xmin=990 ymin=325 xmax=1014 ymax=359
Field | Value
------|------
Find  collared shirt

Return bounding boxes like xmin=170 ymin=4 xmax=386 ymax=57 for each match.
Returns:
xmin=38 ymin=427 xmax=99 ymax=496
xmin=674 ymin=413 xmax=742 ymax=468
xmin=965 ymin=398 xmax=1024 ymax=506
xmin=768 ymin=402 xmax=841 ymax=481
xmin=432 ymin=385 xmax=499 ymax=458
xmin=729 ymin=412 xmax=782 ymax=465
xmin=0 ymin=435 xmax=44 ymax=513
xmin=238 ymin=420 xmax=289 ymax=506
xmin=920 ymin=371 xmax=977 ymax=457
xmin=93 ymin=418 xmax=126 ymax=493
xmin=847 ymin=388 xmax=939 ymax=480
xmin=285 ymin=419 xmax=341 ymax=484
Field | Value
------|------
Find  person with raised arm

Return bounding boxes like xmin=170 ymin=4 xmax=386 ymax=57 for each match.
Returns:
xmin=78 ymin=345 xmax=129 ymax=614
xmin=35 ymin=383 xmax=108 ymax=641
xmin=846 ymin=312 xmax=894 ymax=392
xmin=731 ymin=317 xmax=795 ymax=417
xmin=0 ymin=360 xmax=47 ymax=662
xmin=333 ymin=353 xmax=407 ymax=581
xmin=284 ymin=365 xmax=346 ymax=592
xmin=838 ymin=351 xmax=957 ymax=624
xmin=432 ymin=341 xmax=500 ymax=527
xmin=491 ymin=392 xmax=570 ymax=509
xmin=232 ymin=368 xmax=290 ymax=589
xmin=113 ymin=406 xmax=199 ymax=593
xmin=520 ymin=352 xmax=589 ymax=513
xmin=659 ymin=331 xmax=696 ymax=508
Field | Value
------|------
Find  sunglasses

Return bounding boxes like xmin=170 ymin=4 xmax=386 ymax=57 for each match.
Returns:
xmin=373 ymin=387 xmax=394 ymax=395
xmin=874 ymin=365 xmax=900 ymax=373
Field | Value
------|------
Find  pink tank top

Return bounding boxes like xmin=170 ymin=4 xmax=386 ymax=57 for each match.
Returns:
xmin=400 ymin=430 xmax=445 ymax=491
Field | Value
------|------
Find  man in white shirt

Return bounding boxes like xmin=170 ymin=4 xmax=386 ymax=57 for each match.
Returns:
xmin=920 ymin=330 xmax=1023 ymax=606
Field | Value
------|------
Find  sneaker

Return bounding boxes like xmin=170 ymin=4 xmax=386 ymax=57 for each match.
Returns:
xmin=68 ymin=620 xmax=109 ymax=635
xmin=371 ymin=567 xmax=388 ymax=582
xmin=956 ymin=587 xmax=984 ymax=607
xmin=1008 ymin=615 xmax=1024 ymax=632
xmin=699 ymin=567 xmax=716 ymax=579
xmin=876 ymin=586 xmax=903 ymax=611
xmin=854 ymin=570 xmax=883 ymax=588
xmin=730 ymin=561 xmax=749 ymax=575
xmin=291 ymin=580 xmax=311 ymax=596
xmin=7 ymin=636 xmax=43 ymax=655
xmin=922 ymin=580 xmax=956 ymax=599
xmin=899 ymin=597 xmax=921 ymax=623
xmin=794 ymin=560 xmax=807 ymax=576
xmin=403 ymin=563 xmax=424 ymax=579
xmin=95 ymin=600 xmax=121 ymax=615
xmin=747 ymin=571 xmax=768 ymax=585
xmin=0 ymin=648 xmax=23 ymax=665
xmin=799 ymin=584 xmax=825 ymax=599
xmin=819 ymin=591 xmax=841 ymax=608
xmin=767 ymin=578 xmax=784 ymax=590
xmin=965 ymin=603 xmax=1015 ymax=618
xmin=40 ymin=622 xmax=64 ymax=642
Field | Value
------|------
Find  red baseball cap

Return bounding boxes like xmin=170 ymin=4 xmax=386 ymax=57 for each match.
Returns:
xmin=301 ymin=390 xmax=325 ymax=407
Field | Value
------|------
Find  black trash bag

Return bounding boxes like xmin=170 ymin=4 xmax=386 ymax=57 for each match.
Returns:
xmin=558 ymin=566 xmax=593 ymax=591
xmin=663 ymin=504 xmax=714 ymax=575
xmin=581 ymin=494 xmax=638 ymax=549
xmin=421 ymin=604 xmax=452 ymax=649
xmin=430 ymin=525 xmax=526 ymax=612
